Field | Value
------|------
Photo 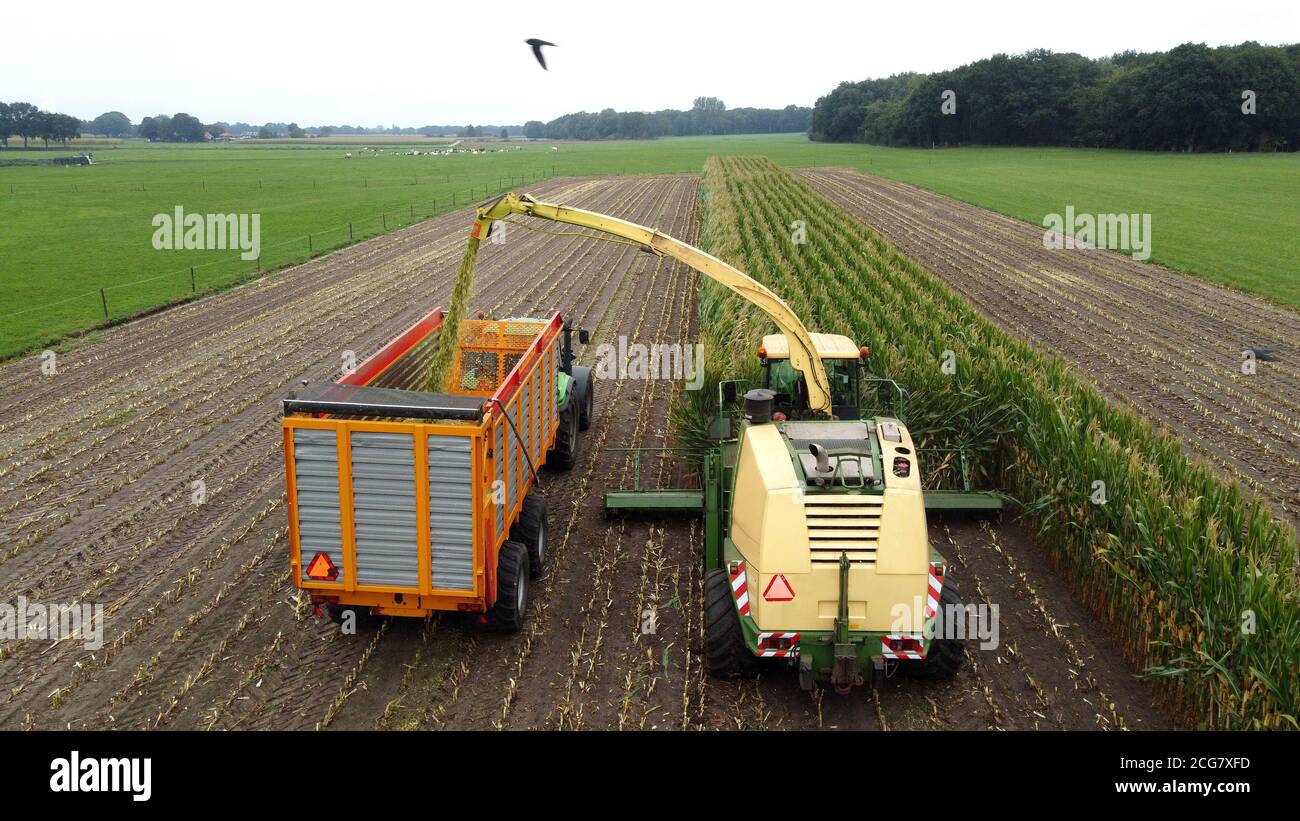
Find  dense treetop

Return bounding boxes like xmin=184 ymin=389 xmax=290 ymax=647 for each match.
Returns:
xmin=810 ymin=42 xmax=1300 ymax=151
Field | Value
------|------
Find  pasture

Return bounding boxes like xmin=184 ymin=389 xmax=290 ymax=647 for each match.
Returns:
xmin=2 ymin=135 xmax=1297 ymax=359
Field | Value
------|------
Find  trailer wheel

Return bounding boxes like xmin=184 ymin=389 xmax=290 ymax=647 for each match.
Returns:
xmin=550 ymin=400 xmax=577 ymax=471
xmin=485 ymin=541 xmax=529 ymax=633
xmin=514 ymin=493 xmax=548 ymax=578
xmin=573 ymin=366 xmax=594 ymax=431
xmin=901 ymin=579 xmax=965 ymax=680
xmin=703 ymin=569 xmax=759 ymax=679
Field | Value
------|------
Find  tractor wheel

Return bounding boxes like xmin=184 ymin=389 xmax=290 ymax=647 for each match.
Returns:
xmin=549 ymin=399 xmax=577 ymax=471
xmin=901 ymin=579 xmax=965 ymax=680
xmin=485 ymin=541 xmax=529 ymax=633
xmin=703 ymin=568 xmax=759 ymax=679
xmin=573 ymin=366 xmax=594 ymax=430
xmin=325 ymin=604 xmax=383 ymax=631
xmin=513 ymin=493 xmax=548 ymax=579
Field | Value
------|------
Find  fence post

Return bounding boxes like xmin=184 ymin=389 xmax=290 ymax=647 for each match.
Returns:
xmin=410 ymin=204 xmax=414 ymax=220
xmin=308 ymin=234 xmax=313 ymax=253
xmin=383 ymin=214 xmax=387 ymax=230
xmin=190 ymin=266 xmax=196 ymax=292
xmin=349 ymin=222 xmax=353 ymax=241
xmin=100 ymin=288 xmax=108 ymax=319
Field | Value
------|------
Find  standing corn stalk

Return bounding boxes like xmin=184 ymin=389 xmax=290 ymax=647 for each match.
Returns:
xmin=423 ymin=234 xmax=481 ymax=392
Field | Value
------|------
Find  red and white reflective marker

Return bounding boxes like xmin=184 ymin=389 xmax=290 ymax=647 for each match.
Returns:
xmin=306 ymin=551 xmax=339 ymax=582
xmin=762 ymin=574 xmax=795 ymax=602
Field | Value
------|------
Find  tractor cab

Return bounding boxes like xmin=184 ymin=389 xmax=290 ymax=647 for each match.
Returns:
xmin=759 ymin=333 xmax=867 ymax=420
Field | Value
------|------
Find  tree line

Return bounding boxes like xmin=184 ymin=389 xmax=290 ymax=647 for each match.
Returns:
xmin=4 ymin=96 xmax=812 ymax=148
xmin=810 ymin=42 xmax=1300 ymax=152
xmin=0 ymin=102 xmax=83 ymax=148
xmin=531 ymin=97 xmax=811 ymax=141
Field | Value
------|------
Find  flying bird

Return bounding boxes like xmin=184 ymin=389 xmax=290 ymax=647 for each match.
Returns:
xmin=526 ymin=38 xmax=556 ymax=70
xmin=1245 ymin=347 xmax=1281 ymax=362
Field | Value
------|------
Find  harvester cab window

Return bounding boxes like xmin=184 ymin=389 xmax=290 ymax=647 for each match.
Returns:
xmin=764 ymin=358 xmax=861 ymax=419
xmin=825 ymin=359 xmax=859 ymax=417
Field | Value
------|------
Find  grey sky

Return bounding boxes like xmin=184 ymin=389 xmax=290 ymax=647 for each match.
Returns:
xmin=6 ymin=0 xmax=1297 ymax=125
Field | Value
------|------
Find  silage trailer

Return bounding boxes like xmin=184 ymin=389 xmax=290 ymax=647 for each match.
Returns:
xmin=282 ymin=306 xmax=592 ymax=631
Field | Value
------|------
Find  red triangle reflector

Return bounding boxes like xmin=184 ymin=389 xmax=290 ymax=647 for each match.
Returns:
xmin=762 ymin=574 xmax=795 ymax=602
xmin=306 ymin=552 xmax=339 ymax=581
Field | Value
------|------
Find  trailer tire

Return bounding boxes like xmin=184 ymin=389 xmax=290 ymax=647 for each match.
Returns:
xmin=572 ymin=366 xmax=594 ymax=430
xmin=703 ymin=569 xmax=759 ymax=679
xmin=514 ymin=493 xmax=548 ymax=578
xmin=485 ymin=541 xmax=529 ymax=633
xmin=550 ymin=400 xmax=577 ymax=471
xmin=901 ymin=579 xmax=965 ymax=680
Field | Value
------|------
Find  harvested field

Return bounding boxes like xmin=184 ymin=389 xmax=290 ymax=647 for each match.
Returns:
xmin=0 ymin=173 xmax=1172 ymax=731
xmin=801 ymin=168 xmax=1300 ymax=526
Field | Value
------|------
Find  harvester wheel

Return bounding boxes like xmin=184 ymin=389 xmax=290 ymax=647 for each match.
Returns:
xmin=514 ymin=493 xmax=548 ymax=578
xmin=485 ymin=541 xmax=529 ymax=633
xmin=550 ymin=400 xmax=577 ymax=471
xmin=703 ymin=569 xmax=759 ymax=679
xmin=573 ymin=366 xmax=594 ymax=430
xmin=902 ymin=579 xmax=965 ymax=680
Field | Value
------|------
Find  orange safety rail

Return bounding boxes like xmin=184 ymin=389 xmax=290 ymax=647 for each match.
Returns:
xmin=282 ymin=308 xmax=564 ymax=618
xmin=450 ymin=317 xmax=547 ymax=396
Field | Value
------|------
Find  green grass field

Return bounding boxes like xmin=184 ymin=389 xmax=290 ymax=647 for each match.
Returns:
xmin=2 ymin=134 xmax=1296 ymax=358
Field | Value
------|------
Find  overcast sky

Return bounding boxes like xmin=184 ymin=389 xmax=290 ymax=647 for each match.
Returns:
xmin=6 ymin=0 xmax=1298 ymax=125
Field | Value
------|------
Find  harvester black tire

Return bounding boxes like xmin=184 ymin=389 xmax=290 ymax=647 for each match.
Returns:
xmin=901 ymin=579 xmax=965 ymax=680
xmin=325 ymin=604 xmax=383 ymax=631
xmin=703 ymin=568 xmax=759 ymax=679
xmin=485 ymin=541 xmax=529 ymax=633
xmin=572 ymin=366 xmax=594 ymax=430
xmin=513 ymin=493 xmax=548 ymax=578
xmin=549 ymin=399 xmax=577 ymax=471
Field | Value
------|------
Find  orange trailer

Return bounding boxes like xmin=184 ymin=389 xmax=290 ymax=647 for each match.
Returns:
xmin=282 ymin=307 xmax=592 ymax=630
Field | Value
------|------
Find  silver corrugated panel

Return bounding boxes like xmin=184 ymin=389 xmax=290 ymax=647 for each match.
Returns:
xmin=428 ymin=435 xmax=474 ymax=590
xmin=531 ymin=369 xmax=541 ymax=461
xmin=542 ymin=344 xmax=552 ymax=436
xmin=548 ymin=339 xmax=559 ymax=429
xmin=495 ymin=422 xmax=505 ymax=537
xmin=293 ymin=429 xmax=344 ymax=583
xmin=351 ymin=431 xmax=419 ymax=587
xmin=508 ymin=402 xmax=520 ymax=516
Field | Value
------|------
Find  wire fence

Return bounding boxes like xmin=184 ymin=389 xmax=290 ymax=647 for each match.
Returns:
xmin=1 ymin=167 xmax=560 ymax=355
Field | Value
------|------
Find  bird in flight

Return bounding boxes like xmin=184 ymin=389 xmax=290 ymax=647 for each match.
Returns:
xmin=526 ymin=39 xmax=556 ymax=70
xmin=1245 ymin=347 xmax=1281 ymax=362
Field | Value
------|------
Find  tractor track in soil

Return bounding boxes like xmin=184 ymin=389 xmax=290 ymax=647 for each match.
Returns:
xmin=0 ymin=172 xmax=1173 ymax=731
xmin=800 ymin=168 xmax=1300 ymax=527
